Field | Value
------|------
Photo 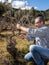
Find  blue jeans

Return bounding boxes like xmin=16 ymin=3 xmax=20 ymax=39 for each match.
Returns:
xmin=24 ymin=45 xmax=49 ymax=65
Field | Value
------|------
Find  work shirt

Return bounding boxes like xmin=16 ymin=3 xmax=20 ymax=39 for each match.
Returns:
xmin=27 ymin=26 xmax=49 ymax=49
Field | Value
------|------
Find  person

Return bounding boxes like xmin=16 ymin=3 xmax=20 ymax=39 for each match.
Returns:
xmin=16 ymin=15 xmax=49 ymax=65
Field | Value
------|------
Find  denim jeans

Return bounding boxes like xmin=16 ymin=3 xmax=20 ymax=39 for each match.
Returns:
xmin=24 ymin=45 xmax=49 ymax=65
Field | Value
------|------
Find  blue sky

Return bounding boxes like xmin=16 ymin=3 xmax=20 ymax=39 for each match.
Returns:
xmin=0 ymin=0 xmax=49 ymax=10
xmin=27 ymin=0 xmax=49 ymax=10
xmin=12 ymin=0 xmax=49 ymax=10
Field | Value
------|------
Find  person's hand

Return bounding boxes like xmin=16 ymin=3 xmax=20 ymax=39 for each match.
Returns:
xmin=16 ymin=23 xmax=20 ymax=29
xmin=19 ymin=34 xmax=26 ymax=39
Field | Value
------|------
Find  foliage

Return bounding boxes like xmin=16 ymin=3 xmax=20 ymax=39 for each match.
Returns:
xmin=0 ymin=3 xmax=6 ymax=16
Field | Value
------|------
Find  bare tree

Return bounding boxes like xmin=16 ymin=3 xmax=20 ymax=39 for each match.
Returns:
xmin=6 ymin=35 xmax=17 ymax=59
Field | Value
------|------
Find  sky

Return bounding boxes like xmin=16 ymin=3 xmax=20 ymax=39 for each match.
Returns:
xmin=0 ymin=0 xmax=49 ymax=10
xmin=27 ymin=0 xmax=49 ymax=10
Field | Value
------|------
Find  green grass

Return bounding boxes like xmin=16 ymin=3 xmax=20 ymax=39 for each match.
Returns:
xmin=0 ymin=33 xmax=34 ymax=65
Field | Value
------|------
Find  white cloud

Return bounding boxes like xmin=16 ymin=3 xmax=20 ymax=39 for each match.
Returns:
xmin=34 ymin=6 xmax=38 ymax=9
xmin=12 ymin=0 xmax=32 ymax=10
xmin=1 ymin=0 xmax=5 ymax=3
xmin=21 ymin=6 xmax=32 ymax=10
xmin=12 ymin=1 xmax=27 ymax=8
xmin=0 ymin=0 xmax=12 ymax=3
xmin=0 ymin=0 xmax=32 ymax=10
xmin=8 ymin=0 xmax=12 ymax=3
xmin=0 ymin=0 xmax=1 ymax=2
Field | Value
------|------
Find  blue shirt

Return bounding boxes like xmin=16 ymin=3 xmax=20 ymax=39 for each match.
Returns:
xmin=27 ymin=26 xmax=49 ymax=48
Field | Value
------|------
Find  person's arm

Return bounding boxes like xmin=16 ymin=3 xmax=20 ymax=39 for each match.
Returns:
xmin=16 ymin=24 xmax=46 ymax=39
xmin=27 ymin=27 xmax=46 ymax=38
xmin=16 ymin=23 xmax=29 ymax=33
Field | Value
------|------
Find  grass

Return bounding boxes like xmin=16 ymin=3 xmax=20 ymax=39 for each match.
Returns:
xmin=0 ymin=33 xmax=35 ymax=65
